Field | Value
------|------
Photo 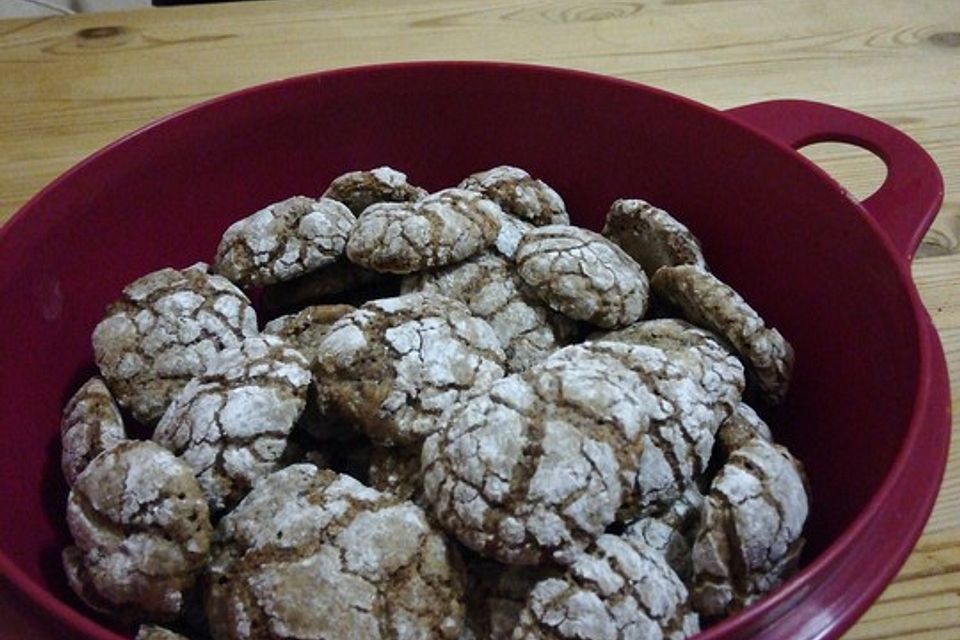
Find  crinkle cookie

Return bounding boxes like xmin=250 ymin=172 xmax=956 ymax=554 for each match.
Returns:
xmin=153 ymin=336 xmax=312 ymax=514
xmin=261 ymin=259 xmax=387 ymax=314
xmin=313 ymin=293 xmax=506 ymax=446
xmin=651 ymin=265 xmax=794 ymax=404
xmin=92 ymin=262 xmax=258 ymax=425
xmin=561 ymin=341 xmax=742 ymax=517
xmin=345 ymin=189 xmax=501 ymax=274
xmin=204 ymin=464 xmax=466 ymax=640
xmin=515 ymin=226 xmax=649 ymax=329
xmin=263 ymin=304 xmax=356 ymax=363
xmin=459 ymin=166 xmax=569 ymax=227
xmin=623 ymin=487 xmax=703 ymax=583
xmin=402 ymin=251 xmax=576 ymax=372
xmin=512 ymin=534 xmax=698 ymax=640
xmin=715 ymin=402 xmax=773 ymax=459
xmin=60 ymin=377 xmax=127 ymax=487
xmin=368 ymin=443 xmax=423 ymax=503
xmin=421 ymin=372 xmax=623 ymax=566
xmin=214 ymin=196 xmax=356 ymax=287
xmin=463 ymin=559 xmax=561 ymax=640
xmin=64 ymin=441 xmax=212 ymax=621
xmin=136 ymin=625 xmax=191 ymax=640
xmin=691 ymin=439 xmax=809 ymax=618
xmin=322 ymin=166 xmax=428 ymax=216
xmin=602 ymin=199 xmax=706 ymax=278
xmin=491 ymin=208 xmax=535 ymax=260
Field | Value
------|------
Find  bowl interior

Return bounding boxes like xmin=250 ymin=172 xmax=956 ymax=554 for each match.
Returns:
xmin=0 ymin=63 xmax=920 ymax=636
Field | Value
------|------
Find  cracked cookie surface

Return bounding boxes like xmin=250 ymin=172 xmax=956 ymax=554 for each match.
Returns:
xmin=554 ymin=341 xmax=742 ymax=518
xmin=153 ymin=336 xmax=312 ymax=515
xmin=214 ymin=196 xmax=356 ymax=287
xmin=515 ymin=226 xmax=649 ymax=329
xmin=313 ymin=293 xmax=506 ymax=446
xmin=512 ymin=534 xmax=698 ymax=640
xmin=204 ymin=464 xmax=465 ymax=640
xmin=135 ymin=625 xmax=191 ymax=640
xmin=602 ymin=199 xmax=706 ymax=278
xmin=61 ymin=377 xmax=127 ymax=487
xmin=691 ymin=439 xmax=808 ymax=618
xmin=322 ymin=166 xmax=428 ymax=216
xmin=459 ymin=166 xmax=569 ymax=227
xmin=92 ymin=263 xmax=258 ymax=426
xmin=462 ymin=558 xmax=561 ymax=640
xmin=623 ymin=487 xmax=703 ymax=583
xmin=263 ymin=304 xmax=356 ymax=364
xmin=64 ymin=441 xmax=212 ymax=621
xmin=421 ymin=370 xmax=623 ymax=566
xmin=715 ymin=402 xmax=773 ymax=460
xmin=345 ymin=189 xmax=502 ymax=274
xmin=651 ymin=265 xmax=794 ymax=404
xmin=402 ymin=251 xmax=576 ymax=372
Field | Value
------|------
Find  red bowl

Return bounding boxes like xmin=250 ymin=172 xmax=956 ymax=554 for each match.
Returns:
xmin=0 ymin=62 xmax=949 ymax=639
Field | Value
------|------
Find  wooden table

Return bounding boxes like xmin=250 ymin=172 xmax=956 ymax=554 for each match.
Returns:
xmin=1 ymin=1 xmax=957 ymax=638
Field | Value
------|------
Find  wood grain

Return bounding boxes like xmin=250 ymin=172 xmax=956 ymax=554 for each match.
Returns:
xmin=1 ymin=1 xmax=959 ymax=638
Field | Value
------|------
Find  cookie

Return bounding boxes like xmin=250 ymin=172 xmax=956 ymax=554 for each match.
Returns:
xmin=345 ymin=189 xmax=501 ymax=274
xmin=602 ymin=199 xmax=706 ymax=278
xmin=491 ymin=208 xmax=535 ymax=260
xmin=459 ymin=166 xmax=569 ymax=227
xmin=64 ymin=441 xmax=212 ymax=621
xmin=715 ymin=402 xmax=773 ymax=458
xmin=421 ymin=372 xmax=623 ymax=565
xmin=691 ymin=439 xmax=809 ymax=618
xmin=512 ymin=534 xmax=699 ymax=640
xmin=313 ymin=293 xmax=506 ymax=446
xmin=515 ymin=225 xmax=649 ymax=329
xmin=322 ymin=166 xmax=428 ymax=216
xmin=153 ymin=336 xmax=312 ymax=514
xmin=565 ymin=341 xmax=742 ymax=517
xmin=623 ymin=487 xmax=703 ymax=583
xmin=214 ymin=196 xmax=356 ymax=287
xmin=651 ymin=265 xmax=794 ymax=404
xmin=263 ymin=304 xmax=356 ymax=364
xmin=402 ymin=251 xmax=576 ymax=372
xmin=92 ymin=263 xmax=258 ymax=425
xmin=135 ymin=625 xmax=191 ymax=640
xmin=204 ymin=464 xmax=465 ymax=640
xmin=60 ymin=377 xmax=127 ymax=487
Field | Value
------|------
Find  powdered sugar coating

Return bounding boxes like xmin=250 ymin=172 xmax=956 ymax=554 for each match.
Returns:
xmin=602 ymin=199 xmax=706 ymax=278
xmin=135 ymin=625 xmax=190 ymax=640
xmin=263 ymin=304 xmax=356 ymax=364
xmin=345 ymin=189 xmax=502 ymax=274
xmin=691 ymin=439 xmax=809 ymax=618
xmin=402 ymin=251 xmax=576 ymax=372
xmin=60 ymin=377 xmax=127 ymax=487
xmin=92 ymin=263 xmax=258 ymax=425
xmin=323 ymin=166 xmax=428 ymax=216
xmin=421 ymin=371 xmax=623 ymax=566
xmin=153 ymin=336 xmax=312 ymax=514
xmin=313 ymin=293 xmax=506 ymax=446
xmin=205 ymin=465 xmax=465 ymax=640
xmin=492 ymin=208 xmax=535 ymax=260
xmin=64 ymin=441 xmax=212 ymax=621
xmin=560 ymin=341 xmax=743 ymax=517
xmin=623 ymin=488 xmax=703 ymax=583
xmin=214 ymin=196 xmax=356 ymax=287
xmin=516 ymin=226 xmax=649 ymax=329
xmin=652 ymin=265 xmax=794 ymax=404
xmin=459 ymin=166 xmax=569 ymax=227
xmin=513 ymin=535 xmax=697 ymax=640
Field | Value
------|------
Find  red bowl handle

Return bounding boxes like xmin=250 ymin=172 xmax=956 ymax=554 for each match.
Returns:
xmin=726 ymin=100 xmax=944 ymax=261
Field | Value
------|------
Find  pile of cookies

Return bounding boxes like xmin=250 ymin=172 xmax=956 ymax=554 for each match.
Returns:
xmin=60 ymin=166 xmax=809 ymax=640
